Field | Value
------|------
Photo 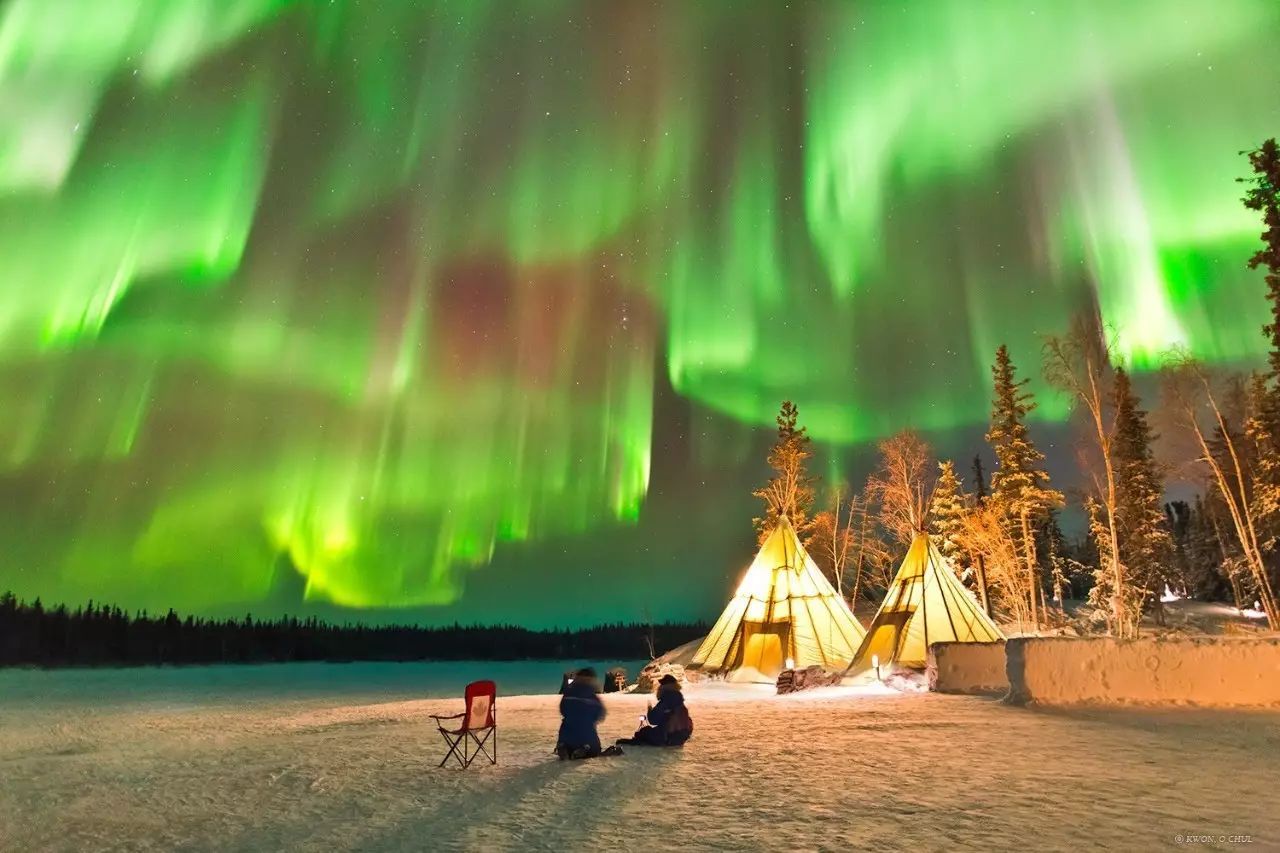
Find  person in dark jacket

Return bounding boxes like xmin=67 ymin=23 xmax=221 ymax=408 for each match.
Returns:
xmin=555 ymin=668 xmax=618 ymax=759
xmin=616 ymin=674 xmax=693 ymax=747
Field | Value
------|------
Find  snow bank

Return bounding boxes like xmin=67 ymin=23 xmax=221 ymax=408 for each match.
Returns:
xmin=1005 ymin=636 xmax=1280 ymax=708
xmin=928 ymin=642 xmax=1008 ymax=695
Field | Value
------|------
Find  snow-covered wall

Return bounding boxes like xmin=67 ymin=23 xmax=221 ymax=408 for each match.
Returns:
xmin=1005 ymin=636 xmax=1280 ymax=708
xmin=928 ymin=642 xmax=1008 ymax=695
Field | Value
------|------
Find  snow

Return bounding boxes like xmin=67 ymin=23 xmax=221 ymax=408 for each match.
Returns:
xmin=3 ymin=662 xmax=1279 ymax=851
xmin=1155 ymin=599 xmax=1271 ymax=634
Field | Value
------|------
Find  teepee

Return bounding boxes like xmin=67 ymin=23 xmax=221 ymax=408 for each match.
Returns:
xmin=844 ymin=533 xmax=1002 ymax=674
xmin=689 ymin=516 xmax=866 ymax=683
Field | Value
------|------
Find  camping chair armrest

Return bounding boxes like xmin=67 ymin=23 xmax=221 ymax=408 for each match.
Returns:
xmin=429 ymin=712 xmax=466 ymax=720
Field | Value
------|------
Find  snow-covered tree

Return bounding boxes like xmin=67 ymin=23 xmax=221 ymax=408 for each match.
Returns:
xmin=1044 ymin=316 xmax=1140 ymax=634
xmin=1107 ymin=366 xmax=1173 ymax=632
xmin=1162 ymin=356 xmax=1279 ymax=629
xmin=1185 ymin=493 xmax=1238 ymax=605
xmin=1038 ymin=509 xmax=1071 ymax=608
xmin=987 ymin=344 xmax=1061 ymax=627
xmin=929 ymin=460 xmax=969 ymax=576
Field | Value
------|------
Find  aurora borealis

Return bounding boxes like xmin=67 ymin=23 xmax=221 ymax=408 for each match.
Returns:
xmin=2 ymin=1 xmax=1278 ymax=625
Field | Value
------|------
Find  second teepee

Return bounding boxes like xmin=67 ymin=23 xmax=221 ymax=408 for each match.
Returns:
xmin=689 ymin=516 xmax=866 ymax=683
xmin=844 ymin=532 xmax=1002 ymax=674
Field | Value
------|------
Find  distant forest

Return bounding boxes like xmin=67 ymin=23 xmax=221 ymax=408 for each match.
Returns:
xmin=0 ymin=592 xmax=706 ymax=667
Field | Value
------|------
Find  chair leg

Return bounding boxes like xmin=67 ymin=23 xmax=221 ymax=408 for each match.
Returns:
xmin=470 ymin=728 xmax=496 ymax=766
xmin=438 ymin=731 xmax=465 ymax=769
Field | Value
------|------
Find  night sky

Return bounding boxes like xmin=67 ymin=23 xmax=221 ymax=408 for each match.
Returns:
xmin=1 ymin=1 xmax=1278 ymax=627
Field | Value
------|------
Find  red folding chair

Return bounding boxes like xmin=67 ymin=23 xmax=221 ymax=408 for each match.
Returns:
xmin=431 ymin=680 xmax=497 ymax=769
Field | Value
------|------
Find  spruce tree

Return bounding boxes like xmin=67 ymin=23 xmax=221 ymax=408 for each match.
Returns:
xmin=753 ymin=401 xmax=816 ymax=541
xmin=986 ymin=344 xmax=1061 ymax=625
xmin=1038 ymin=509 xmax=1071 ymax=605
xmin=929 ymin=460 xmax=969 ymax=575
xmin=1164 ymin=500 xmax=1193 ymax=597
xmin=1109 ymin=366 xmax=1173 ymax=631
xmin=1241 ymin=140 xmax=1280 ymax=616
xmin=1185 ymin=497 xmax=1213 ymax=598
xmin=1242 ymin=139 xmax=1280 ymax=378
xmin=1243 ymin=372 xmax=1280 ymax=543
xmin=1190 ymin=492 xmax=1240 ymax=605
xmin=970 ymin=453 xmax=992 ymax=613
xmin=972 ymin=454 xmax=988 ymax=505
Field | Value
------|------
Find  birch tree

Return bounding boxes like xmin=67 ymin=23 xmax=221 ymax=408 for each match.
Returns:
xmin=1161 ymin=355 xmax=1279 ymax=629
xmin=866 ymin=430 xmax=936 ymax=547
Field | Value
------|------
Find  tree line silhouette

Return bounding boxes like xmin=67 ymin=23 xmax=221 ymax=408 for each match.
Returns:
xmin=0 ymin=592 xmax=706 ymax=667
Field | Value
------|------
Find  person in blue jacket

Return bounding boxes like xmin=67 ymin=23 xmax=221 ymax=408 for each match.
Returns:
xmin=616 ymin=674 xmax=693 ymax=747
xmin=555 ymin=668 xmax=621 ymax=759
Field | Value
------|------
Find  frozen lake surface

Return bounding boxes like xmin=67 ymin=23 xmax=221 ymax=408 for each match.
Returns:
xmin=1 ymin=662 xmax=1278 ymax=851
xmin=0 ymin=660 xmax=641 ymax=711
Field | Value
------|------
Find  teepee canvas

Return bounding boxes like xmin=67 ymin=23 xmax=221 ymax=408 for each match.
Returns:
xmin=845 ymin=533 xmax=1002 ymax=674
xmin=689 ymin=516 xmax=866 ymax=683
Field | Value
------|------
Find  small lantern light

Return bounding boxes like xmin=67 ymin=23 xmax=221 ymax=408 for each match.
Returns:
xmin=785 ymin=657 xmax=795 ymax=670
xmin=872 ymin=654 xmax=881 ymax=681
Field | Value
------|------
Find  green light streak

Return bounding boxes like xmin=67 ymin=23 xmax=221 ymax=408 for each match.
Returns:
xmin=0 ymin=0 xmax=1276 ymax=614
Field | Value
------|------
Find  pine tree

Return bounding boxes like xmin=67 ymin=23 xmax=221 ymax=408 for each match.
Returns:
xmin=986 ymin=344 xmax=1062 ymax=626
xmin=1039 ymin=509 xmax=1070 ymax=606
xmin=1109 ymin=366 xmax=1173 ymax=632
xmin=1164 ymin=500 xmax=1193 ymax=597
xmin=1184 ymin=498 xmax=1210 ymax=597
xmin=752 ymin=401 xmax=816 ymax=542
xmin=970 ymin=453 xmax=993 ymax=614
xmin=929 ymin=460 xmax=969 ymax=575
xmin=1083 ymin=495 xmax=1117 ymax=626
xmin=1240 ymin=139 xmax=1280 ymax=621
xmin=1242 ymin=139 xmax=1280 ymax=378
xmin=1244 ymin=373 xmax=1280 ymax=563
xmin=972 ymin=454 xmax=988 ymax=505
xmin=1192 ymin=492 xmax=1243 ymax=607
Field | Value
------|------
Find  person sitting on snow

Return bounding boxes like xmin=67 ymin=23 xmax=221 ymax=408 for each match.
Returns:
xmin=555 ymin=668 xmax=623 ymax=759
xmin=616 ymin=674 xmax=693 ymax=747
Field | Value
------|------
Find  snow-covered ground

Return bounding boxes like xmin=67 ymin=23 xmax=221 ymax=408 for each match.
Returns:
xmin=1000 ymin=597 xmax=1273 ymax=639
xmin=2 ymin=662 xmax=1278 ymax=851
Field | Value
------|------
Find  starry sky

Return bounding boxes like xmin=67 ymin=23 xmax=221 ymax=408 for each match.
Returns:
xmin=1 ymin=0 xmax=1277 ymax=627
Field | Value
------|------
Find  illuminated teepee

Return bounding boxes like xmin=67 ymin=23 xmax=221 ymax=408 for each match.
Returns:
xmin=844 ymin=532 xmax=1002 ymax=674
xmin=689 ymin=516 xmax=867 ymax=683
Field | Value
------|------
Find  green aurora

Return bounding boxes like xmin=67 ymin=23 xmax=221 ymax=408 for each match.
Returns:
xmin=1 ymin=0 xmax=1277 ymax=621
